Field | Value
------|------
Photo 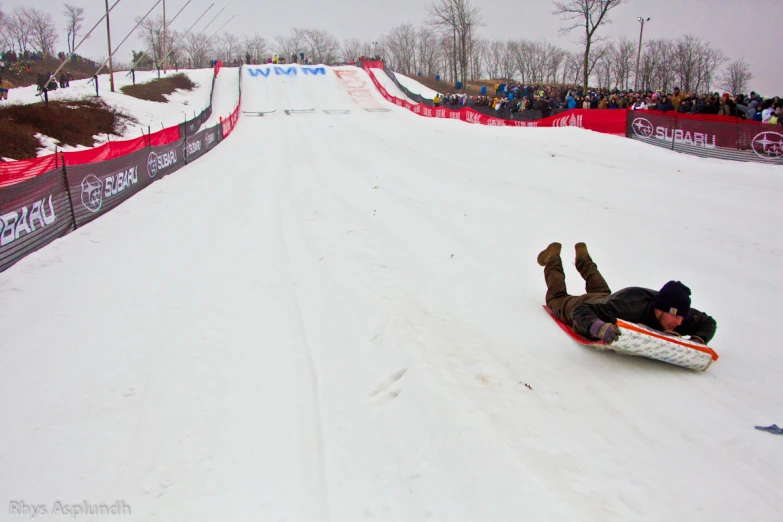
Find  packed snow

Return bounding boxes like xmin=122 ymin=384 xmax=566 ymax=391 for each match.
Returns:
xmin=0 ymin=63 xmax=782 ymax=522
xmin=394 ymin=71 xmax=441 ymax=99
xmin=370 ymin=67 xmax=415 ymax=102
xmin=202 ymin=67 xmax=240 ymax=129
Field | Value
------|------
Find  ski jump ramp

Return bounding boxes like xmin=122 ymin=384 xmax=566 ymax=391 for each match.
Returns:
xmin=241 ymin=64 xmax=393 ymax=115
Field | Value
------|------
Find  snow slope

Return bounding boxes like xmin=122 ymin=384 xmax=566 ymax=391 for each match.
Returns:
xmin=6 ymin=68 xmax=215 ymax=155
xmin=1 ymin=65 xmax=782 ymax=521
xmin=394 ymin=71 xmax=441 ymax=99
xmin=370 ymin=67 xmax=415 ymax=102
xmin=202 ymin=67 xmax=240 ymax=128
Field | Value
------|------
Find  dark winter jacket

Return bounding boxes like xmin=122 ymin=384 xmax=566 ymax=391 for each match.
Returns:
xmin=571 ymin=287 xmax=717 ymax=343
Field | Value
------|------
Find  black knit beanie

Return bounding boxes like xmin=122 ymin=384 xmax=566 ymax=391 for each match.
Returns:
xmin=652 ymin=281 xmax=691 ymax=317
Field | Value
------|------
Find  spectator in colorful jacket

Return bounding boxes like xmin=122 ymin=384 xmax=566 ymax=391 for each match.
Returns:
xmin=761 ymin=100 xmax=776 ymax=122
xmin=670 ymin=87 xmax=686 ymax=111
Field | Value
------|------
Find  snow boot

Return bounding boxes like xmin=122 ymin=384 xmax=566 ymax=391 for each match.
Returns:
xmin=575 ymin=242 xmax=590 ymax=263
xmin=537 ymin=242 xmax=562 ymax=266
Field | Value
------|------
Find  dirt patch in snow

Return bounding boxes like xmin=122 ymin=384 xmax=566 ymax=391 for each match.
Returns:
xmin=0 ymin=99 xmax=137 ymax=160
xmin=120 ymin=73 xmax=197 ymax=102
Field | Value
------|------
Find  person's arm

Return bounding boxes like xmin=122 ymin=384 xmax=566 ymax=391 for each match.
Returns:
xmin=675 ymin=309 xmax=717 ymax=344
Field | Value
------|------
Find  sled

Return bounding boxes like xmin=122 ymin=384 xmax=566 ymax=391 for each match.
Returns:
xmin=543 ymin=305 xmax=719 ymax=372
xmin=242 ymin=110 xmax=276 ymax=116
xmin=284 ymin=109 xmax=314 ymax=115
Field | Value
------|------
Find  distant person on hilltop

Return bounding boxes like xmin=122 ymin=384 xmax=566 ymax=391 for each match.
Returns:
xmin=537 ymin=242 xmax=717 ymax=345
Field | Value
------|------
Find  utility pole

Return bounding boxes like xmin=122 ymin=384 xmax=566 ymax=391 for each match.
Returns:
xmin=163 ymin=0 xmax=167 ymax=72
xmin=634 ymin=17 xmax=650 ymax=92
xmin=105 ymin=0 xmax=115 ymax=91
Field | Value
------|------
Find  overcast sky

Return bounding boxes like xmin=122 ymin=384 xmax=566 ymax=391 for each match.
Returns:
xmin=16 ymin=0 xmax=782 ymax=95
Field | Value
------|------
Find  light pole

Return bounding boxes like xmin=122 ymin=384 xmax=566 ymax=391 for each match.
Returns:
xmin=634 ymin=17 xmax=650 ymax=92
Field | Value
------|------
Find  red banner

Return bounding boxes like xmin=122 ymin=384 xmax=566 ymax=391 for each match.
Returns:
xmin=0 ymin=126 xmax=184 ymax=188
xmin=362 ymin=64 xmax=627 ymax=135
xmin=627 ymin=110 xmax=781 ymax=164
xmin=0 ymin=62 xmax=233 ymax=188
xmin=221 ymin=97 xmax=241 ymax=139
xmin=0 ymin=156 xmax=58 ymax=189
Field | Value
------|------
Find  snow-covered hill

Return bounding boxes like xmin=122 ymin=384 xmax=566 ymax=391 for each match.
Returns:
xmin=0 ymin=64 xmax=781 ymax=522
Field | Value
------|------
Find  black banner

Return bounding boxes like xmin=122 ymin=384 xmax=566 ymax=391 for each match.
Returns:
xmin=379 ymin=63 xmax=434 ymax=108
xmin=145 ymin=139 xmax=186 ymax=181
xmin=65 ymin=150 xmax=152 ymax=228
xmin=183 ymin=105 xmax=214 ymax=137
xmin=183 ymin=129 xmax=207 ymax=164
xmin=0 ymin=168 xmax=74 ymax=272
xmin=204 ymin=124 xmax=220 ymax=152
xmin=626 ymin=111 xmax=783 ymax=165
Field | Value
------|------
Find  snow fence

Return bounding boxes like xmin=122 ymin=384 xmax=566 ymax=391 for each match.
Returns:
xmin=363 ymin=60 xmax=781 ymax=165
xmin=0 ymin=64 xmax=242 ymax=273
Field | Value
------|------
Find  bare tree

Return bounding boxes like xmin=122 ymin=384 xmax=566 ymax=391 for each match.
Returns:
xmin=7 ymin=7 xmax=32 ymax=54
xmin=25 ymin=7 xmax=57 ymax=57
xmin=341 ymin=38 xmax=364 ymax=63
xmin=215 ymin=32 xmax=239 ymax=62
xmin=437 ymin=31 xmax=455 ymax=83
xmin=500 ymin=40 xmax=516 ymax=80
xmin=595 ymin=48 xmax=613 ymax=90
xmin=274 ymin=28 xmax=339 ymax=64
xmin=482 ymin=39 xmax=503 ymax=79
xmin=137 ymin=16 xmax=177 ymax=69
xmin=242 ymin=33 xmax=267 ymax=64
xmin=611 ymin=35 xmax=636 ymax=90
xmin=382 ymin=23 xmax=417 ymax=74
xmin=274 ymin=29 xmax=305 ymax=62
xmin=718 ymin=58 xmax=754 ymax=96
xmin=301 ymin=29 xmax=340 ymax=64
xmin=509 ymin=39 xmax=531 ymax=84
xmin=545 ymin=43 xmax=566 ymax=83
xmin=694 ymin=44 xmax=725 ymax=94
xmin=0 ymin=5 xmax=12 ymax=51
xmin=528 ymin=40 xmax=550 ymax=83
xmin=639 ymin=38 xmax=674 ymax=92
xmin=669 ymin=34 xmax=725 ymax=94
xmin=468 ymin=34 xmax=482 ymax=80
xmin=562 ymin=51 xmax=583 ymax=85
xmin=181 ymin=32 xmax=211 ymax=68
xmin=672 ymin=34 xmax=700 ymax=92
xmin=427 ymin=0 xmax=482 ymax=89
xmin=552 ymin=0 xmax=626 ymax=94
xmin=510 ymin=39 xmax=564 ymax=85
xmin=62 ymin=4 xmax=84 ymax=55
xmin=416 ymin=26 xmax=439 ymax=76
xmin=585 ymin=40 xmax=611 ymax=89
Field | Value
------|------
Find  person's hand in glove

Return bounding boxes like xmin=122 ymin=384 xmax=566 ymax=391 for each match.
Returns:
xmin=590 ymin=320 xmax=621 ymax=344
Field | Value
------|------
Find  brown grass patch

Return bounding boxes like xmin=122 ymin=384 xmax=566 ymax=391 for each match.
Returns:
xmin=120 ymin=73 xmax=196 ymax=102
xmin=0 ymin=99 xmax=136 ymax=160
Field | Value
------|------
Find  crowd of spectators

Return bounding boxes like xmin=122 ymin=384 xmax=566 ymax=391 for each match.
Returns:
xmin=0 ymin=50 xmax=96 ymax=76
xmin=433 ymin=82 xmax=782 ymax=124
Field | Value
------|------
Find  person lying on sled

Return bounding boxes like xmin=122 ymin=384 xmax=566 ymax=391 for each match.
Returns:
xmin=537 ymin=242 xmax=717 ymax=345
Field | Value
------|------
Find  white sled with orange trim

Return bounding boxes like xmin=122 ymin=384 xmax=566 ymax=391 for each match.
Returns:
xmin=544 ymin=305 xmax=719 ymax=371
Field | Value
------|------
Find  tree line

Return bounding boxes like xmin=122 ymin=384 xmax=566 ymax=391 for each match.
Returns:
xmin=0 ymin=0 xmax=758 ymax=96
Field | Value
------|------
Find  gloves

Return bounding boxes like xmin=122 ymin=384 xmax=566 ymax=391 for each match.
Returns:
xmin=590 ymin=320 xmax=621 ymax=344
